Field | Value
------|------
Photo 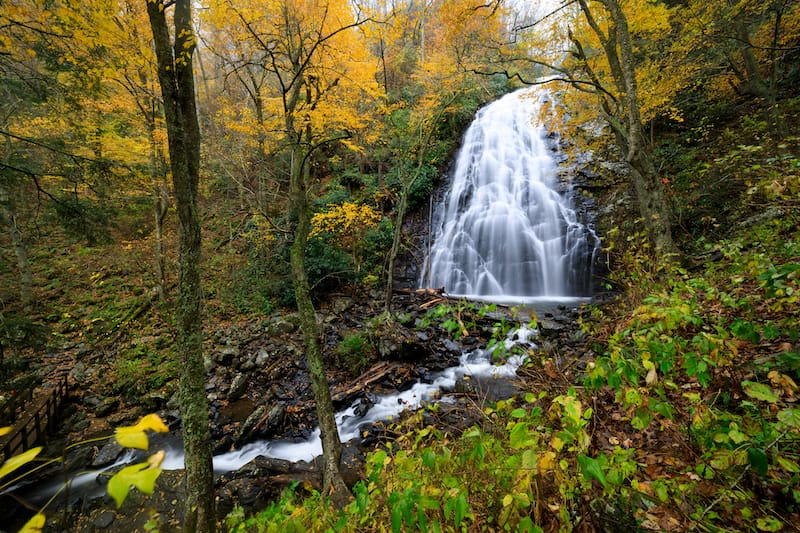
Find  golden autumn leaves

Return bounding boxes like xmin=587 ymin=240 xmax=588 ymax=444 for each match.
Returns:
xmin=0 ymin=414 xmax=169 ymax=533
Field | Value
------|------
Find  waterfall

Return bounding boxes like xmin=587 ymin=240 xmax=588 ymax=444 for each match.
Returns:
xmin=424 ymin=88 xmax=598 ymax=303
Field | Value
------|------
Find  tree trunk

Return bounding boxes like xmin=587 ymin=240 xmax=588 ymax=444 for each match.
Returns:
xmin=628 ymin=150 xmax=673 ymax=255
xmin=0 ymin=183 xmax=33 ymax=310
xmin=288 ymin=146 xmax=350 ymax=508
xmin=145 ymin=1 xmax=215 ymax=531
xmin=147 ymin=111 xmax=170 ymax=301
xmin=576 ymin=0 xmax=675 ymax=256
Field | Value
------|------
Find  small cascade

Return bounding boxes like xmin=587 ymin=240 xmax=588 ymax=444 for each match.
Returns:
xmin=165 ymin=326 xmax=536 ymax=470
xmin=424 ymin=88 xmax=598 ymax=303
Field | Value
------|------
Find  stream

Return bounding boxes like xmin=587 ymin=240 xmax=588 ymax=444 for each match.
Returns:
xmin=3 ymin=323 xmax=540 ymax=511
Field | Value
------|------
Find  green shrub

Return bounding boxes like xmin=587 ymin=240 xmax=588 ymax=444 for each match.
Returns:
xmin=335 ymin=332 xmax=374 ymax=374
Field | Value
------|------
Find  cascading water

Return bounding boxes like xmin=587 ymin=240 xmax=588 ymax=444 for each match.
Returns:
xmin=424 ymin=88 xmax=598 ymax=303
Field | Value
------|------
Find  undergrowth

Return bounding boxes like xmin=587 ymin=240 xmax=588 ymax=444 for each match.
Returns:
xmin=224 ymin=212 xmax=800 ymax=532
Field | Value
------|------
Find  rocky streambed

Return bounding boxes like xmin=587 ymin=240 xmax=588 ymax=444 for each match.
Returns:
xmin=0 ymin=291 xmax=592 ymax=532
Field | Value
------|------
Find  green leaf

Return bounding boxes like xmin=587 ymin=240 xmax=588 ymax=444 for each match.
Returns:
xmin=510 ymin=408 xmax=527 ymax=419
xmin=747 ymin=448 xmax=769 ymax=477
xmin=728 ymin=429 xmax=747 ymax=444
xmin=777 ymin=408 xmax=800 ymax=428
xmin=756 ymin=516 xmax=783 ymax=531
xmin=107 ymin=462 xmax=163 ymax=508
xmin=422 ymin=449 xmax=436 ymax=470
xmin=742 ymin=381 xmax=780 ymax=403
xmin=509 ymin=422 xmax=532 ymax=449
xmin=776 ymin=456 xmax=799 ymax=473
xmin=454 ymin=493 xmax=468 ymax=528
xmin=463 ymin=427 xmax=481 ymax=438
xmin=521 ymin=449 xmax=538 ymax=470
xmin=578 ymin=454 xmax=608 ymax=489
xmin=391 ymin=503 xmax=402 ymax=533
xmin=0 ymin=446 xmax=42 ymax=480
xmin=524 ymin=392 xmax=536 ymax=403
xmin=517 ymin=517 xmax=543 ymax=533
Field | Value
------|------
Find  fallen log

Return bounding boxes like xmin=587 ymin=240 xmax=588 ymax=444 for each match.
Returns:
xmin=394 ymin=286 xmax=445 ymax=295
xmin=331 ymin=361 xmax=409 ymax=406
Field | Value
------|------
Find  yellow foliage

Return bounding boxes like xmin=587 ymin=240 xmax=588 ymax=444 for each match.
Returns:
xmin=241 ymin=214 xmax=277 ymax=250
xmin=203 ymin=0 xmax=382 ymax=155
xmin=311 ymin=202 xmax=381 ymax=243
xmin=311 ymin=202 xmax=382 ymax=270
xmin=114 ymin=414 xmax=169 ymax=450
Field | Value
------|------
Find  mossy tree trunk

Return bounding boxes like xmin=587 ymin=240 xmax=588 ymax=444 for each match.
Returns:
xmin=0 ymin=180 xmax=33 ymax=311
xmin=287 ymin=139 xmax=350 ymax=508
xmin=575 ymin=0 xmax=675 ymax=256
xmin=145 ymin=1 xmax=215 ymax=531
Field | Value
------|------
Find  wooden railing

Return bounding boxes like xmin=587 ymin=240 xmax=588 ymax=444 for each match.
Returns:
xmin=0 ymin=375 xmax=69 ymax=462
xmin=0 ymin=386 xmax=34 ymax=426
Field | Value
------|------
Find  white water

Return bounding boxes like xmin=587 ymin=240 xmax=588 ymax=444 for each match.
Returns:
xmin=424 ymin=88 xmax=598 ymax=303
xmin=161 ymin=326 xmax=537 ymax=472
xmin=1 ymin=449 xmax=138 ymax=507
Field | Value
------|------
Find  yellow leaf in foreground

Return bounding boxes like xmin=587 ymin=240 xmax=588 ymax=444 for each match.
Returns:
xmin=107 ymin=461 xmax=163 ymax=508
xmin=147 ymin=450 xmax=166 ymax=468
xmin=134 ymin=414 xmax=169 ymax=433
xmin=19 ymin=513 xmax=46 ymax=533
xmin=0 ymin=426 xmax=11 ymax=437
xmin=114 ymin=414 xmax=168 ymax=450
xmin=114 ymin=427 xmax=149 ymax=450
xmin=0 ymin=446 xmax=42 ymax=480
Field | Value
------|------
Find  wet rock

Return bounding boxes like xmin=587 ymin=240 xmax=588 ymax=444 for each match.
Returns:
xmin=93 ymin=511 xmax=115 ymax=529
xmin=64 ymin=444 xmax=96 ymax=472
xmin=311 ymin=440 xmax=365 ymax=487
xmin=217 ymin=457 xmax=318 ymax=518
xmin=332 ymin=297 xmax=354 ymax=315
xmin=255 ymin=348 xmax=270 ymax=367
xmin=228 ymin=373 xmax=248 ymax=400
xmin=107 ymin=411 xmax=139 ymax=425
xmin=82 ymin=395 xmax=102 ymax=408
xmin=143 ymin=392 xmax=168 ymax=411
xmin=213 ymin=434 xmax=235 ymax=455
xmin=92 ymin=440 xmax=125 ymax=467
xmin=94 ymin=397 xmax=119 ymax=417
xmin=203 ymin=354 xmax=216 ymax=373
xmin=166 ymin=392 xmax=180 ymax=411
xmin=62 ymin=410 xmax=90 ymax=433
xmin=70 ymin=362 xmax=93 ymax=384
xmin=261 ymin=405 xmax=286 ymax=437
xmin=217 ymin=346 xmax=239 ymax=363
xmin=216 ymin=477 xmax=270 ymax=518
xmin=74 ymin=469 xmax=186 ymax=532
xmin=454 ymin=377 xmax=476 ymax=395
xmin=441 ymin=338 xmax=461 ymax=353
xmin=353 ymin=395 xmax=375 ymax=417
xmin=471 ymin=376 xmax=524 ymax=402
xmin=240 ymin=355 xmax=255 ymax=371
xmin=269 ymin=315 xmax=297 ymax=336
xmin=236 ymin=405 xmax=267 ymax=443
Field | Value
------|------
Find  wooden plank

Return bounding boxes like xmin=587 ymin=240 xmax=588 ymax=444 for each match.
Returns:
xmin=0 ymin=375 xmax=68 ymax=462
